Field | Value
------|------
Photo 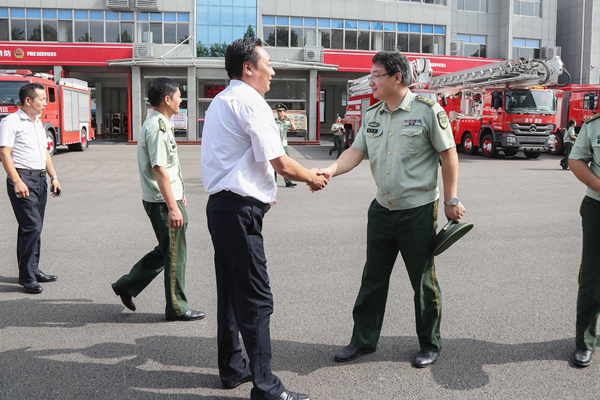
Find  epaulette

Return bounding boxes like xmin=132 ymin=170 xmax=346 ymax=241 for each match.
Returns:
xmin=415 ymin=95 xmax=436 ymax=107
xmin=158 ymin=118 xmax=167 ymax=132
xmin=583 ymin=113 xmax=600 ymax=124
xmin=367 ymin=100 xmax=384 ymax=111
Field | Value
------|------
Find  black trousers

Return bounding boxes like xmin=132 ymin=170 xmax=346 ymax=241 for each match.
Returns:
xmin=206 ymin=194 xmax=284 ymax=400
xmin=7 ymin=174 xmax=48 ymax=284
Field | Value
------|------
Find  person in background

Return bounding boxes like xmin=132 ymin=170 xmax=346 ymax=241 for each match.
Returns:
xmin=274 ymin=103 xmax=297 ymax=187
xmin=329 ymin=115 xmax=345 ymax=158
xmin=560 ymin=119 xmax=577 ymax=170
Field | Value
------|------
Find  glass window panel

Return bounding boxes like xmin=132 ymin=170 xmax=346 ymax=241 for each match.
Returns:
xmin=264 ymin=26 xmax=275 ymax=46
xmin=104 ymin=11 xmax=118 ymax=21
xmin=177 ymin=23 xmax=189 ymax=43
xmin=58 ymin=10 xmax=72 ymax=19
xmin=163 ymin=12 xmax=176 ymax=22
xmin=434 ymin=35 xmax=444 ymax=54
xmin=120 ymin=22 xmax=133 ymax=42
xmin=304 ymin=18 xmax=316 ymax=27
xmin=456 ymin=34 xmax=470 ymax=42
xmin=89 ymin=21 xmax=103 ymax=42
xmin=526 ymin=39 xmax=539 ymax=47
xmin=245 ymin=0 xmax=255 ymax=6
xmin=305 ymin=28 xmax=316 ymax=46
xmin=318 ymin=29 xmax=330 ymax=48
xmin=318 ymin=19 xmax=330 ymax=28
xmin=0 ymin=20 xmax=8 ymax=41
xmin=263 ymin=15 xmax=275 ymax=25
xmin=11 ymin=9 xmax=25 ymax=18
xmin=232 ymin=25 xmax=244 ymax=39
xmin=422 ymin=25 xmax=433 ymax=33
xmin=358 ymin=21 xmax=369 ymax=30
xmin=464 ymin=43 xmax=480 ymax=56
xmin=276 ymin=27 xmax=288 ymax=46
xmin=27 ymin=20 xmax=42 ymax=41
xmin=58 ymin=20 xmax=72 ymax=41
xmin=27 ymin=9 xmax=41 ymax=18
xmin=409 ymin=33 xmax=420 ymax=52
xmin=138 ymin=12 xmax=149 ymax=21
xmin=276 ymin=16 xmax=289 ymax=25
xmin=332 ymin=19 xmax=343 ymax=29
xmin=372 ymin=22 xmax=383 ymax=31
xmin=520 ymin=1 xmax=535 ymax=16
xmin=422 ymin=35 xmax=434 ymax=53
xmin=345 ymin=30 xmax=357 ymax=49
xmin=291 ymin=17 xmax=302 ymax=26
xmin=221 ymin=7 xmax=232 ymax=24
xmin=104 ymin=21 xmax=118 ymax=42
xmin=358 ymin=31 xmax=369 ymax=50
xmin=121 ymin=11 xmax=133 ymax=21
xmin=220 ymin=26 xmax=231 ymax=43
xmin=150 ymin=22 xmax=162 ymax=43
xmin=11 ymin=19 xmax=26 ymax=40
xmin=465 ymin=0 xmax=480 ymax=11
xmin=232 ymin=7 xmax=244 ymax=25
xmin=435 ymin=25 xmax=445 ymax=34
xmin=331 ymin=29 xmax=343 ymax=49
xmin=482 ymin=0 xmax=487 ymax=12
xmin=75 ymin=21 xmax=89 ymax=41
xmin=472 ymin=35 xmax=486 ymax=44
xmin=345 ymin=20 xmax=357 ymax=29
xmin=384 ymin=22 xmax=394 ymax=31
xmin=371 ymin=31 xmax=383 ymax=51
xmin=519 ymin=47 xmax=534 ymax=58
xmin=513 ymin=38 xmax=526 ymax=46
xmin=178 ymin=13 xmax=189 ymax=22
xmin=397 ymin=33 xmax=408 ymax=52
xmin=43 ymin=21 xmax=58 ymax=41
xmin=0 ymin=8 xmax=7 ymax=18
xmin=150 ymin=12 xmax=162 ymax=21
xmin=398 ymin=23 xmax=408 ymax=32
xmin=479 ymin=44 xmax=487 ymax=57
xmin=290 ymin=27 xmax=302 ymax=47
xmin=244 ymin=8 xmax=256 ymax=27
xmin=208 ymin=8 xmax=220 ymax=24
xmin=264 ymin=80 xmax=306 ymax=101
xmin=410 ymin=24 xmax=421 ymax=33
xmin=384 ymin=32 xmax=395 ymax=50
xmin=197 ymin=6 xmax=208 ymax=24
xmin=164 ymin=23 xmax=176 ymax=43
xmin=75 ymin=10 xmax=88 ymax=20
xmin=457 ymin=0 xmax=465 ymax=8
xmin=137 ymin=22 xmax=149 ymax=42
xmin=90 ymin=11 xmax=103 ymax=20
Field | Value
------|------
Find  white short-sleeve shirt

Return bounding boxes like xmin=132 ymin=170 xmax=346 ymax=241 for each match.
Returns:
xmin=0 ymin=109 xmax=47 ymax=170
xmin=201 ymin=79 xmax=285 ymax=204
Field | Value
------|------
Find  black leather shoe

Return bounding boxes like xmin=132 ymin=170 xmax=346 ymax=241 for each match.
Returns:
xmin=573 ymin=349 xmax=593 ymax=367
xmin=223 ymin=373 xmax=252 ymax=389
xmin=285 ymin=182 xmax=297 ymax=187
xmin=413 ymin=350 xmax=439 ymax=368
xmin=334 ymin=345 xmax=376 ymax=362
xmin=112 ymin=282 xmax=136 ymax=311
xmin=276 ymin=390 xmax=311 ymax=400
xmin=35 ymin=271 xmax=57 ymax=282
xmin=166 ymin=309 xmax=205 ymax=321
xmin=19 ymin=281 xmax=43 ymax=294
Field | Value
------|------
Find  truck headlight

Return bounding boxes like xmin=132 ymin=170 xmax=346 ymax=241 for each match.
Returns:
xmin=506 ymin=135 xmax=517 ymax=144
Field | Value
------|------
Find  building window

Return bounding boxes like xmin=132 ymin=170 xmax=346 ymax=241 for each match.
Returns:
xmin=514 ymin=0 xmax=541 ymax=17
xmin=262 ymin=16 xmax=445 ymax=54
xmin=457 ymin=0 xmax=486 ymax=11
xmin=456 ymin=34 xmax=486 ymax=57
xmin=398 ymin=0 xmax=446 ymax=4
xmin=513 ymin=38 xmax=540 ymax=58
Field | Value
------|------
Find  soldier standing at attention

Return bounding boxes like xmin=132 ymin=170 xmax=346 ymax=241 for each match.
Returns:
xmin=329 ymin=115 xmax=345 ymax=158
xmin=274 ymin=103 xmax=297 ymax=187
xmin=111 ymin=77 xmax=204 ymax=322
xmin=318 ymin=51 xmax=466 ymax=368
xmin=568 ymin=113 xmax=600 ymax=366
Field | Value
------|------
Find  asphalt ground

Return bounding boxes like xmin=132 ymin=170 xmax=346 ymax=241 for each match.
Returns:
xmin=0 ymin=143 xmax=597 ymax=399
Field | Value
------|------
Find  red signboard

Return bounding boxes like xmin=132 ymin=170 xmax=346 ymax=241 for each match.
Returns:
xmin=324 ymin=50 xmax=503 ymax=75
xmin=204 ymin=85 xmax=226 ymax=98
xmin=0 ymin=42 xmax=133 ymax=66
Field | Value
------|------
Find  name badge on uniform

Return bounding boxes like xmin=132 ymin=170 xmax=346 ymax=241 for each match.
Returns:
xmin=367 ymin=128 xmax=378 ymax=134
xmin=403 ymin=119 xmax=422 ymax=126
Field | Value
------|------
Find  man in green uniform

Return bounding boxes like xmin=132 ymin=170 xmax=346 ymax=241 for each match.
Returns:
xmin=560 ymin=119 xmax=577 ymax=170
xmin=329 ymin=115 xmax=345 ymax=158
xmin=569 ymin=113 xmax=600 ymax=366
xmin=274 ymin=103 xmax=297 ymax=187
xmin=111 ymin=77 xmax=204 ymax=322
xmin=318 ymin=51 xmax=466 ymax=368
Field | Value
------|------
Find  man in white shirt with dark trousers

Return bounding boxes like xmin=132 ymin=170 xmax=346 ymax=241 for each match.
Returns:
xmin=202 ymin=37 xmax=325 ymax=400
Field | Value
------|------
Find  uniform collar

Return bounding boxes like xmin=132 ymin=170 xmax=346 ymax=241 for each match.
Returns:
xmin=380 ymin=90 xmax=415 ymax=115
xmin=150 ymin=109 xmax=174 ymax=129
xmin=17 ymin=108 xmax=41 ymax=123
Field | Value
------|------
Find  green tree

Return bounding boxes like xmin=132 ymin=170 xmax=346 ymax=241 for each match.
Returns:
xmin=244 ymin=25 xmax=255 ymax=38
xmin=43 ymin=24 xmax=57 ymax=41
xmin=29 ymin=24 xmax=42 ymax=41
xmin=209 ymin=42 xmax=228 ymax=57
xmin=197 ymin=40 xmax=209 ymax=57
xmin=11 ymin=27 xmax=25 ymax=40
xmin=78 ymin=32 xmax=91 ymax=42
xmin=119 ymin=30 xmax=133 ymax=43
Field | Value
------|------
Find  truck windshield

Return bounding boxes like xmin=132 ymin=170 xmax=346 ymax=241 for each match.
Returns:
xmin=0 ymin=81 xmax=26 ymax=106
xmin=504 ymin=90 xmax=556 ymax=115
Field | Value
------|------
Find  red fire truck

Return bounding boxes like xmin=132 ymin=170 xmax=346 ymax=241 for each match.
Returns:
xmin=0 ymin=70 xmax=93 ymax=155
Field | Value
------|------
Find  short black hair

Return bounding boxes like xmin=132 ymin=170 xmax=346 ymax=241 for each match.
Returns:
xmin=19 ymin=83 xmax=46 ymax=104
xmin=372 ymin=51 xmax=412 ymax=86
xmin=569 ymin=119 xmax=576 ymax=126
xmin=225 ymin=37 xmax=264 ymax=79
xmin=147 ymin=77 xmax=180 ymax=107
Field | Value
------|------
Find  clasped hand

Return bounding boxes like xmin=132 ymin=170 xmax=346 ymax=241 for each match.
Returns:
xmin=306 ymin=168 xmax=329 ymax=192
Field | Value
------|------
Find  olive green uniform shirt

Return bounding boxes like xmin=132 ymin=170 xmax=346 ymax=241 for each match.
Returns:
xmin=352 ymin=90 xmax=455 ymax=210
xmin=564 ymin=126 xmax=576 ymax=143
xmin=275 ymin=117 xmax=291 ymax=147
xmin=137 ymin=110 xmax=184 ymax=203
xmin=331 ymin=123 xmax=344 ymax=137
xmin=569 ymin=115 xmax=600 ymax=202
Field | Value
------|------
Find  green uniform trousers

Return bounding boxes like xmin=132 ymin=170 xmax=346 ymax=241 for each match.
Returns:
xmin=274 ymin=146 xmax=293 ymax=186
xmin=116 ymin=200 xmax=190 ymax=319
xmin=576 ymin=196 xmax=600 ymax=350
xmin=350 ymin=200 xmax=442 ymax=352
xmin=560 ymin=142 xmax=573 ymax=169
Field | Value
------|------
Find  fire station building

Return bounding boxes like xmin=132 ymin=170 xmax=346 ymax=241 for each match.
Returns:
xmin=0 ymin=0 xmax=589 ymax=142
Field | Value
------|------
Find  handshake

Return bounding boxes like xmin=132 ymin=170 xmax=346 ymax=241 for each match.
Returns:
xmin=306 ymin=167 xmax=334 ymax=192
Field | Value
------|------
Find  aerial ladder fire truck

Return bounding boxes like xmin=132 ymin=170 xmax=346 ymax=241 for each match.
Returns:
xmin=427 ymin=56 xmax=567 ymax=158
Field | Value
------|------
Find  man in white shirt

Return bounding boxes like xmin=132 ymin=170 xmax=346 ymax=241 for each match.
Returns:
xmin=202 ymin=37 xmax=324 ymax=400
xmin=0 ymin=83 xmax=62 ymax=294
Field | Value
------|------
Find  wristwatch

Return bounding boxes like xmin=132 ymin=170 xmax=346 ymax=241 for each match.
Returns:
xmin=444 ymin=197 xmax=459 ymax=206
xmin=50 ymin=176 xmax=58 ymax=181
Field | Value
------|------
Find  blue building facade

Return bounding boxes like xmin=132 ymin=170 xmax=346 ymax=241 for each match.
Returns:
xmin=196 ymin=0 xmax=256 ymax=50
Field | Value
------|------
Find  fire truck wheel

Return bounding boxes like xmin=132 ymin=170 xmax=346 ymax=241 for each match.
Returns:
xmin=503 ymin=149 xmax=518 ymax=157
xmin=69 ymin=128 xmax=88 ymax=152
xmin=462 ymin=133 xmax=478 ymax=155
xmin=481 ymin=133 xmax=498 ymax=158
xmin=524 ymin=151 xmax=541 ymax=159
xmin=548 ymin=133 xmax=564 ymax=156
xmin=46 ymin=130 xmax=55 ymax=156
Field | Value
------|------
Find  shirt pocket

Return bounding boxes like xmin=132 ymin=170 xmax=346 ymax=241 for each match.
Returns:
xmin=399 ymin=128 xmax=424 ymax=155
xmin=364 ymin=127 xmax=384 ymax=155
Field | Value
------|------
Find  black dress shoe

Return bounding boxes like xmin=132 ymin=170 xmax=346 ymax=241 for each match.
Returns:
xmin=334 ymin=344 xmax=376 ymax=362
xmin=413 ymin=350 xmax=439 ymax=368
xmin=285 ymin=182 xmax=297 ymax=187
xmin=166 ymin=309 xmax=205 ymax=321
xmin=573 ymin=349 xmax=593 ymax=367
xmin=112 ymin=282 xmax=136 ymax=311
xmin=276 ymin=390 xmax=311 ymax=400
xmin=223 ymin=373 xmax=252 ymax=389
xmin=19 ymin=281 xmax=43 ymax=294
xmin=35 ymin=271 xmax=57 ymax=282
